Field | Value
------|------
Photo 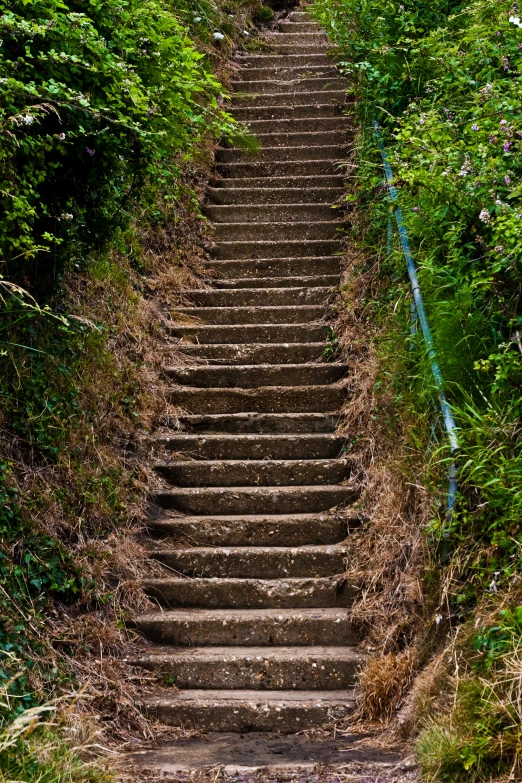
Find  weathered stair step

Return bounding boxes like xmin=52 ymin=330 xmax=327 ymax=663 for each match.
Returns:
xmin=212 ymin=176 xmax=344 ymax=191
xmin=169 ymin=323 xmax=330 ymax=344
xmin=243 ymin=117 xmax=345 ymax=134
xmin=134 ymin=607 xmax=355 ymax=646
xmin=217 ymin=146 xmax=344 ymax=166
xmin=232 ymin=103 xmax=344 ymax=121
xmin=174 ymin=413 xmax=339 ymax=434
xmin=212 ymin=275 xmax=339 ymax=289
xmin=217 ymin=160 xmax=343 ymax=179
xmin=150 ymin=545 xmax=348 ymax=578
xmin=148 ymin=513 xmax=355 ymax=546
xmin=211 ymin=240 xmax=342 ymax=260
xmin=153 ymin=433 xmax=345 ymax=459
xmin=237 ymin=53 xmax=332 ymax=69
xmin=140 ymin=689 xmax=357 ymax=733
xmin=168 ymin=385 xmax=345 ymax=414
xmin=128 ymin=646 xmax=361 ymax=689
xmin=279 ymin=20 xmax=321 ymax=32
xmin=143 ymin=575 xmax=355 ymax=609
xmin=153 ymin=485 xmax=357 ymax=515
xmin=164 ymin=363 xmax=347 ymax=387
xmin=232 ymin=78 xmax=346 ymax=95
xmin=181 ymin=286 xmax=333 ymax=306
xmin=212 ymin=221 xmax=341 ymax=242
xmin=232 ymin=90 xmax=346 ymax=107
xmin=171 ymin=305 xmax=326 ymax=325
xmin=206 ymin=204 xmax=339 ymax=224
xmin=154 ymin=458 xmax=350 ymax=487
xmin=265 ymin=31 xmax=328 ymax=44
xmin=236 ymin=131 xmax=346 ymax=148
xmin=238 ymin=66 xmax=339 ymax=82
xmin=207 ymin=187 xmax=344 ymax=205
xmin=177 ymin=343 xmax=327 ymax=364
xmin=203 ymin=256 xmax=341 ymax=279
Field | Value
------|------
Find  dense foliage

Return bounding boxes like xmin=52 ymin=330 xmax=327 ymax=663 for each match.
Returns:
xmin=310 ymin=0 xmax=522 ymax=777
xmin=0 ymin=0 xmax=241 ymax=292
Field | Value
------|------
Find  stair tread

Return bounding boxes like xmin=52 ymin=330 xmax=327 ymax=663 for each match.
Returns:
xmin=142 ymin=689 xmax=357 ymax=704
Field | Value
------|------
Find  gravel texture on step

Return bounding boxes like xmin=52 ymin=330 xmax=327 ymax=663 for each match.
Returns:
xmin=128 ymin=646 xmax=362 ymax=689
xmin=176 ymin=343 xmax=327 ymax=364
xmin=168 ymin=385 xmax=346 ymax=414
xmin=153 ymin=485 xmax=358 ymax=515
xmin=153 ymin=458 xmax=350 ymax=487
xmin=150 ymin=545 xmax=348 ymax=578
xmin=140 ymin=689 xmax=357 ymax=732
xmin=168 ymin=323 xmax=330 ymax=343
xmin=143 ymin=575 xmax=355 ymax=609
xmin=148 ymin=512 xmax=356 ymax=546
xmin=152 ymin=433 xmax=346 ymax=460
xmin=164 ymin=363 xmax=348 ymax=387
xmin=174 ymin=413 xmax=339 ymax=434
xmin=134 ymin=607 xmax=356 ymax=646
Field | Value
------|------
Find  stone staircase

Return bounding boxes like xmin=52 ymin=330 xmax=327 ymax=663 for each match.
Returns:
xmin=129 ymin=8 xmax=366 ymax=739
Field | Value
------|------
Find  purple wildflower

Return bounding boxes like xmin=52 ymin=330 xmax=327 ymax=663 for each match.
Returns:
xmin=505 ymin=176 xmax=511 ymax=184
xmin=86 ymin=147 xmax=95 ymax=156
xmin=471 ymin=123 xmax=479 ymax=131
xmin=489 ymin=136 xmax=497 ymax=144
xmin=413 ymin=206 xmax=419 ymax=212
xmin=504 ymin=142 xmax=511 ymax=152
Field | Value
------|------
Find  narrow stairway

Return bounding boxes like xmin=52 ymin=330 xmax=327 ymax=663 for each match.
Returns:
xmin=129 ymin=8 xmax=365 ymax=739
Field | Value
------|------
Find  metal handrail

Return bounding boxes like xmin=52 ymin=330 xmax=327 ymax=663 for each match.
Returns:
xmin=373 ymin=120 xmax=459 ymax=520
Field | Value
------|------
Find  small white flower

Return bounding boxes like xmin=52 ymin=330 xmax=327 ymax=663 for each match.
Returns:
xmin=213 ymin=31 xmax=225 ymax=40
xmin=509 ymin=15 xmax=522 ymax=27
xmin=479 ymin=209 xmax=490 ymax=223
xmin=24 ymin=115 xmax=34 ymax=125
xmin=61 ymin=213 xmax=73 ymax=221
xmin=243 ymin=30 xmax=249 ymax=35
xmin=435 ymin=613 xmax=443 ymax=625
xmin=58 ymin=132 xmax=66 ymax=140
xmin=193 ymin=16 xmax=201 ymax=21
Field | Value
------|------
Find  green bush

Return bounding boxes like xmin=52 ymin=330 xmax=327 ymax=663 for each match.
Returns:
xmin=0 ymin=0 xmax=238 ymax=293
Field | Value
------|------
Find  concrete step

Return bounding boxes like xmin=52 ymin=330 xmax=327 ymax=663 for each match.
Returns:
xmin=211 ymin=240 xmax=342 ymax=260
xmin=171 ymin=305 xmax=326 ymax=325
xmin=212 ymin=275 xmax=339 ymax=289
xmin=234 ymin=78 xmax=346 ymax=95
xmin=153 ymin=485 xmax=358 ymax=515
xmin=279 ymin=21 xmax=321 ymax=32
xmin=251 ymin=130 xmax=346 ymax=148
xmin=168 ymin=385 xmax=345 ymax=414
xmin=143 ymin=575 xmax=355 ymax=609
xmin=206 ymin=204 xmax=338 ymax=224
xmin=174 ymin=413 xmax=339 ymax=434
xmin=211 ymin=176 xmax=345 ymax=192
xmin=181 ymin=286 xmax=333 ymax=306
xmin=238 ymin=66 xmax=339 ymax=82
xmin=148 ymin=513 xmax=354 ymax=546
xmin=265 ymin=32 xmax=328 ymax=45
xmin=212 ymin=221 xmax=341 ymax=242
xmin=177 ymin=343 xmax=326 ymax=364
xmin=129 ymin=645 xmax=360 ymax=689
xmin=135 ymin=607 xmax=355 ymax=646
xmin=208 ymin=186 xmax=344 ymax=205
xmin=216 ymin=146 xmax=344 ymax=165
xmin=164 ymin=364 xmax=347 ymax=388
xmin=203 ymin=257 xmax=341 ymax=279
xmin=217 ymin=159 xmax=342 ymax=179
xmin=140 ymin=689 xmax=356 ymax=732
xmin=169 ymin=323 xmax=330 ymax=344
xmin=153 ymin=433 xmax=345 ymax=460
xmin=288 ymin=10 xmax=314 ymax=20
xmin=244 ymin=116 xmax=345 ymax=133
xmin=232 ymin=90 xmax=346 ymax=107
xmin=232 ymin=103 xmax=343 ymax=121
xmin=154 ymin=458 xmax=350 ymax=487
xmin=237 ymin=53 xmax=332 ymax=68
xmin=150 ymin=545 xmax=348 ymax=578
